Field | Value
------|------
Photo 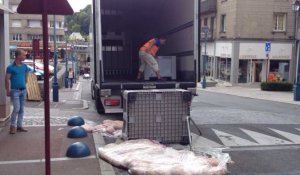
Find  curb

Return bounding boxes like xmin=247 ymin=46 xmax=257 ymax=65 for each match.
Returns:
xmin=197 ymin=87 xmax=300 ymax=106
xmin=92 ymin=132 xmax=116 ymax=175
xmin=72 ymin=100 xmax=89 ymax=110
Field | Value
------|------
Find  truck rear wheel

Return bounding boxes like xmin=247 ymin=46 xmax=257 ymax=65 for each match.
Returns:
xmin=91 ymin=81 xmax=95 ymax=100
xmin=95 ymin=89 xmax=104 ymax=114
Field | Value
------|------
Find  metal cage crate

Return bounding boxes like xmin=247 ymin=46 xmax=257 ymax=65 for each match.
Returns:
xmin=122 ymin=89 xmax=192 ymax=144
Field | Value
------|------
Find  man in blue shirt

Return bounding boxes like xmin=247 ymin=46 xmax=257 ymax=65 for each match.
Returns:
xmin=5 ymin=49 xmax=29 ymax=134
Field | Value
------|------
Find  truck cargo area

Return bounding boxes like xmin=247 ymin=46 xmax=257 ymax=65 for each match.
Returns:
xmin=98 ymin=0 xmax=196 ymax=84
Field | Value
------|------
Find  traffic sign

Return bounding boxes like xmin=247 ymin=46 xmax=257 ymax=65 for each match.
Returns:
xmin=265 ymin=41 xmax=271 ymax=53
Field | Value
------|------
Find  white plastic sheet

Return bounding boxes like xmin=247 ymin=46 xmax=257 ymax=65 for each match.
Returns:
xmin=98 ymin=139 xmax=232 ymax=175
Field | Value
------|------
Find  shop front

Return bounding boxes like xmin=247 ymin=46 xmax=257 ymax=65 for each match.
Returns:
xmin=202 ymin=42 xmax=215 ymax=78
xmin=238 ymin=42 xmax=292 ymax=83
xmin=215 ymin=42 xmax=232 ymax=83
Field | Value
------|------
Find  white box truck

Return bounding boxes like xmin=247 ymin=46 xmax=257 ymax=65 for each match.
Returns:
xmin=90 ymin=0 xmax=200 ymax=114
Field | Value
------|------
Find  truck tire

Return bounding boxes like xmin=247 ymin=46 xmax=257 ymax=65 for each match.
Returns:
xmin=91 ymin=81 xmax=95 ymax=100
xmin=95 ymin=89 xmax=104 ymax=114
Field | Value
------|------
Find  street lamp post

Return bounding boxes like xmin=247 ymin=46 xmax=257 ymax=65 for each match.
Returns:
xmin=52 ymin=15 xmax=59 ymax=102
xmin=65 ymin=28 xmax=69 ymax=88
xmin=292 ymin=0 xmax=300 ymax=101
xmin=202 ymin=26 xmax=209 ymax=89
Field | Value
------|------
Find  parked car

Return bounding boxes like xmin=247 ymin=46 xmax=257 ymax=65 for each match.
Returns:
xmin=23 ymin=59 xmax=54 ymax=74
xmin=27 ymin=65 xmax=44 ymax=80
xmin=83 ymin=73 xmax=90 ymax=79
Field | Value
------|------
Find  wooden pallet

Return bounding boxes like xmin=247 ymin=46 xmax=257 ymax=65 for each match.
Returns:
xmin=26 ymin=74 xmax=42 ymax=101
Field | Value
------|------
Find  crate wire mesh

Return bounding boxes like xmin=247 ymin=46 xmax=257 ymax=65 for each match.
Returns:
xmin=122 ymin=89 xmax=192 ymax=144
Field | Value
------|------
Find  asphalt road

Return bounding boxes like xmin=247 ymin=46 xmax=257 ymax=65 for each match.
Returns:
xmin=79 ymin=79 xmax=300 ymax=175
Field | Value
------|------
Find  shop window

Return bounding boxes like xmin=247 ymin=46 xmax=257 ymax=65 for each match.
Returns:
xmin=273 ymin=13 xmax=286 ymax=32
xmin=217 ymin=57 xmax=231 ymax=82
xmin=269 ymin=60 xmax=289 ymax=81
xmin=238 ymin=60 xmax=250 ymax=83
xmin=206 ymin=57 xmax=214 ymax=77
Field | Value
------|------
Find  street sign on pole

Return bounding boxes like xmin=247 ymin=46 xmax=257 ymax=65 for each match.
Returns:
xmin=265 ymin=41 xmax=271 ymax=54
xmin=265 ymin=41 xmax=271 ymax=82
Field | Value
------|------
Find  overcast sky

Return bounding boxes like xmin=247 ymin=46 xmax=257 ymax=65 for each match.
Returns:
xmin=68 ymin=0 xmax=92 ymax=12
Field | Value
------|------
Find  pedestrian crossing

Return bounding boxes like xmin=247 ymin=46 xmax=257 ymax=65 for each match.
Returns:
xmin=191 ymin=125 xmax=300 ymax=148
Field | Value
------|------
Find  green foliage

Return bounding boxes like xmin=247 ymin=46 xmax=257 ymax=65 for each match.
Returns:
xmin=65 ymin=5 xmax=91 ymax=39
xmin=261 ymin=82 xmax=293 ymax=91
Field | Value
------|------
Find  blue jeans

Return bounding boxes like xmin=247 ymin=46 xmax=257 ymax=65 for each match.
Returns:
xmin=10 ymin=89 xmax=27 ymax=128
xmin=69 ymin=78 xmax=73 ymax=88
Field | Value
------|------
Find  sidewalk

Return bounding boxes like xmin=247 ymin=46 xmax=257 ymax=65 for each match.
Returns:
xmin=197 ymin=82 xmax=300 ymax=106
xmin=0 ymin=81 xmax=102 ymax=175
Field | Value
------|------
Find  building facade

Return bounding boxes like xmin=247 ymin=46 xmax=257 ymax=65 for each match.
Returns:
xmin=9 ymin=0 xmax=66 ymax=59
xmin=201 ymin=0 xmax=296 ymax=84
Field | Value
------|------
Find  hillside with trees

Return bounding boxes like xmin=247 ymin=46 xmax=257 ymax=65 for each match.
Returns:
xmin=65 ymin=5 xmax=91 ymax=41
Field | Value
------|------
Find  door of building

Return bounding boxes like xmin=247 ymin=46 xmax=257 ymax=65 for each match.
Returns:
xmin=251 ymin=61 xmax=263 ymax=82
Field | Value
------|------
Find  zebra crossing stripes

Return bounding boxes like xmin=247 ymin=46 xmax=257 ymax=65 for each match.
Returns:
xmin=212 ymin=129 xmax=258 ymax=147
xmin=269 ymin=128 xmax=300 ymax=143
xmin=191 ymin=133 xmax=222 ymax=148
xmin=192 ymin=127 xmax=300 ymax=148
xmin=240 ymin=128 xmax=292 ymax=145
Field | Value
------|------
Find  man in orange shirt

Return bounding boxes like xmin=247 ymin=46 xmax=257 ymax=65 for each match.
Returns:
xmin=136 ymin=37 xmax=167 ymax=81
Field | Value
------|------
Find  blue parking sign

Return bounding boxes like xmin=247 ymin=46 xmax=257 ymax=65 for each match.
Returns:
xmin=265 ymin=41 xmax=271 ymax=53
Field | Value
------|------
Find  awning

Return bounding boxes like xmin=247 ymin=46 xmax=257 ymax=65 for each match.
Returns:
xmin=0 ymin=4 xmax=15 ymax=14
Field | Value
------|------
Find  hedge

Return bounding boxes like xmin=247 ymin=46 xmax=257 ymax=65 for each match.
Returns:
xmin=260 ymin=82 xmax=293 ymax=91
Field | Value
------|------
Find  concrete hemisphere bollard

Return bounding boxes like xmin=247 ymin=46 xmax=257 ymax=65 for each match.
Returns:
xmin=66 ymin=142 xmax=91 ymax=158
xmin=67 ymin=126 xmax=88 ymax=138
xmin=67 ymin=116 xmax=85 ymax=126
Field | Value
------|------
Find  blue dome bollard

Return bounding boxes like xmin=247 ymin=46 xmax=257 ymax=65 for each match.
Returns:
xmin=66 ymin=142 xmax=91 ymax=158
xmin=67 ymin=116 xmax=85 ymax=126
xmin=67 ymin=126 xmax=88 ymax=138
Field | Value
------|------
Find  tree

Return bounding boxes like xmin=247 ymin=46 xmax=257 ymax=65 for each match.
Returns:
xmin=65 ymin=5 xmax=91 ymax=40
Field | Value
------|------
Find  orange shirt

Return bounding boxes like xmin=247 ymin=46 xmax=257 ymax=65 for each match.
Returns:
xmin=140 ymin=38 xmax=160 ymax=57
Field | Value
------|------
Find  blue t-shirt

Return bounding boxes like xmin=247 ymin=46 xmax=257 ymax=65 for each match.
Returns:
xmin=6 ymin=62 xmax=29 ymax=89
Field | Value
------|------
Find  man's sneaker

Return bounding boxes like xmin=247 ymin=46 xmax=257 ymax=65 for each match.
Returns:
xmin=17 ymin=127 xmax=28 ymax=132
xmin=9 ymin=127 xmax=16 ymax=134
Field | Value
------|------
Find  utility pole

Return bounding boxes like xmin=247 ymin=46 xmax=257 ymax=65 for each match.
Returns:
xmin=52 ymin=15 xmax=59 ymax=102
xmin=202 ymin=26 xmax=209 ymax=89
xmin=197 ymin=0 xmax=202 ymax=82
xmin=292 ymin=0 xmax=300 ymax=101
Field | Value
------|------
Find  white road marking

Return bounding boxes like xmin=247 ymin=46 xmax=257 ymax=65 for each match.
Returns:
xmin=0 ymin=155 xmax=96 ymax=165
xmin=269 ymin=128 xmax=300 ymax=144
xmin=241 ymin=128 xmax=293 ymax=145
xmin=191 ymin=133 xmax=223 ymax=148
xmin=212 ymin=129 xmax=258 ymax=146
